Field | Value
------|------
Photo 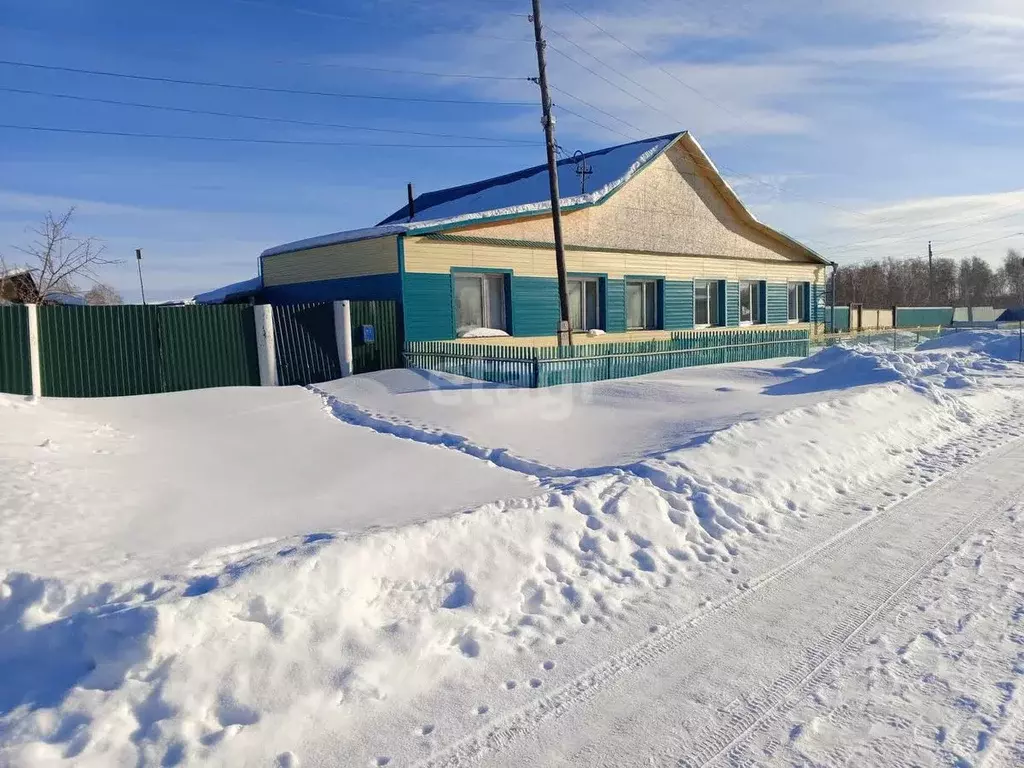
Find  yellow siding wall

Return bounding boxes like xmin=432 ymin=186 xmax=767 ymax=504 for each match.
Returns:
xmin=262 ymin=236 xmax=397 ymax=287
xmin=445 ymin=142 xmax=805 ymax=263
xmin=403 ymin=238 xmax=824 ymax=284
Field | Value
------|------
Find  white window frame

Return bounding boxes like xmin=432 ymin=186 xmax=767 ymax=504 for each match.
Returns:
xmin=739 ymin=280 xmax=762 ymax=326
xmin=454 ymin=272 xmax=507 ymax=335
xmin=568 ymin=277 xmax=602 ymax=331
xmin=626 ymin=279 xmax=659 ymax=330
xmin=787 ymin=281 xmax=806 ymax=324
xmin=693 ymin=279 xmax=722 ymax=328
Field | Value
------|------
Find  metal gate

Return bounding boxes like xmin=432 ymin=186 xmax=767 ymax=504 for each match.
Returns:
xmin=0 ymin=305 xmax=31 ymax=395
xmin=272 ymin=303 xmax=341 ymax=386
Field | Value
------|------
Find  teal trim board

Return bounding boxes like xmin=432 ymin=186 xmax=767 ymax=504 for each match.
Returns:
xmin=511 ymin=276 xmax=560 ymax=337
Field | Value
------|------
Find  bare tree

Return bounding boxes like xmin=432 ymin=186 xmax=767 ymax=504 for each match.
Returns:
xmin=1004 ymin=249 xmax=1024 ymax=305
xmin=84 ymin=282 xmax=123 ymax=305
xmin=0 ymin=208 xmax=117 ymax=302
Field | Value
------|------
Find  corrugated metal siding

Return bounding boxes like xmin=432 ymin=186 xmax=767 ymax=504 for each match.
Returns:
xmin=605 ymin=278 xmax=625 ymax=332
xmin=0 ymin=305 xmax=31 ymax=395
xmin=273 ymin=303 xmax=341 ymax=386
xmin=350 ymin=300 xmax=401 ymax=374
xmin=663 ymin=280 xmax=693 ymax=329
xmin=261 ymin=236 xmax=398 ymax=286
xmin=895 ymin=307 xmax=953 ymax=327
xmin=260 ymin=273 xmax=401 ymax=305
xmin=765 ymin=283 xmax=789 ymax=324
xmin=511 ymin=276 xmax=559 ymax=337
xmin=39 ymin=305 xmax=162 ymax=397
xmin=402 ymin=272 xmax=452 ymax=341
xmin=159 ymin=305 xmax=260 ymax=391
xmin=725 ymin=281 xmax=739 ymax=326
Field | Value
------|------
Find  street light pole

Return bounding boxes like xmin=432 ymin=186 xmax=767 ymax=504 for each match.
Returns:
xmin=136 ymin=248 xmax=147 ymax=305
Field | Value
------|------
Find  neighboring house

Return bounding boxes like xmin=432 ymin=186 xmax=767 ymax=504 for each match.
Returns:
xmin=0 ymin=269 xmax=38 ymax=303
xmin=258 ymin=131 xmax=830 ymax=343
xmin=193 ymin=276 xmax=263 ymax=305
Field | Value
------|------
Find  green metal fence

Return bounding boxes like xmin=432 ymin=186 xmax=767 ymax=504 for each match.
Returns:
xmin=351 ymin=300 xmax=401 ymax=374
xmin=159 ymin=305 xmax=260 ymax=392
xmin=38 ymin=304 xmax=259 ymax=397
xmin=0 ymin=305 xmax=32 ymax=396
xmin=40 ymin=305 xmax=163 ymax=397
xmin=404 ymin=327 xmax=810 ymax=388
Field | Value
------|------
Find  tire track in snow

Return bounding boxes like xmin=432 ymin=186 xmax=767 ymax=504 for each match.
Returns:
xmin=678 ymin=467 xmax=1023 ymax=767
xmin=411 ymin=421 xmax=1024 ymax=768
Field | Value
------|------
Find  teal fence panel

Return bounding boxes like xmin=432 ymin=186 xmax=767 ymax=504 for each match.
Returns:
xmin=895 ymin=306 xmax=953 ymax=328
xmin=273 ymin=302 xmax=340 ymax=386
xmin=0 ymin=305 xmax=31 ymax=395
xmin=350 ymin=300 xmax=402 ymax=374
xmin=404 ymin=328 xmax=810 ymax=388
xmin=825 ymin=306 xmax=850 ymax=332
xmin=160 ymin=305 xmax=260 ymax=391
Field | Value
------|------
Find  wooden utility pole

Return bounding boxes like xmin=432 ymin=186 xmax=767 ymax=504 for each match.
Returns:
xmin=529 ymin=0 xmax=572 ymax=346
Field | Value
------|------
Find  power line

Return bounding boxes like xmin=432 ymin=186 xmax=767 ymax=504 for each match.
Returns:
xmin=551 ymin=103 xmax=634 ymax=141
xmin=0 ymin=60 xmax=536 ymax=107
xmin=559 ymin=3 xmax=747 ymax=124
xmin=824 ymin=206 xmax=1024 ymax=254
xmin=546 ymin=43 xmax=678 ymax=127
xmin=227 ymin=0 xmax=535 ymax=42
xmin=547 ymin=84 xmax=642 ymax=135
xmin=0 ymin=86 xmax=541 ymax=145
xmin=0 ymin=123 xmax=526 ymax=148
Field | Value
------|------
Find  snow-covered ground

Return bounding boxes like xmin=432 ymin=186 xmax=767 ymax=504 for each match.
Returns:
xmin=2 ymin=330 xmax=1024 ymax=767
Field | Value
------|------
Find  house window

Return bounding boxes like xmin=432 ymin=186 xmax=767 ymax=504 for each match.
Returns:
xmin=788 ymin=282 xmax=807 ymax=322
xmin=626 ymin=280 xmax=659 ymax=330
xmin=694 ymin=280 xmax=721 ymax=327
xmin=740 ymin=280 xmax=762 ymax=325
xmin=568 ymin=277 xmax=601 ymax=331
xmin=454 ymin=272 xmax=507 ymax=335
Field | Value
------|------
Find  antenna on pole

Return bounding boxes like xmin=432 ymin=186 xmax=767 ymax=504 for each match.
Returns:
xmin=528 ymin=0 xmax=573 ymax=347
xmin=572 ymin=150 xmax=593 ymax=195
xmin=135 ymin=248 xmax=147 ymax=305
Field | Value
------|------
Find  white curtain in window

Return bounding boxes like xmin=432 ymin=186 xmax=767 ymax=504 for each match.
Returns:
xmin=455 ymin=275 xmax=484 ymax=332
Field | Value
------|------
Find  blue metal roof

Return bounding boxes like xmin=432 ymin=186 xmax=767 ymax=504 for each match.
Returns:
xmin=378 ymin=132 xmax=682 ymax=226
xmin=996 ymin=306 xmax=1024 ymax=322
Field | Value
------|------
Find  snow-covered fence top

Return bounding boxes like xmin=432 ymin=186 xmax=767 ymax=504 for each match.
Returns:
xmin=404 ymin=328 xmax=810 ymax=388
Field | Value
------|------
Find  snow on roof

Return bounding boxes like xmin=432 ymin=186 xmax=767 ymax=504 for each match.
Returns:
xmin=260 ymin=133 xmax=682 ymax=258
xmin=258 ymin=130 xmax=825 ymax=265
xmin=378 ymin=132 xmax=681 ymax=227
xmin=193 ymin=276 xmax=262 ymax=304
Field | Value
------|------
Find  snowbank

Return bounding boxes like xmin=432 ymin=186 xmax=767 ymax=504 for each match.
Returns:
xmin=2 ymin=341 xmax=1024 ymax=766
xmin=457 ymin=327 xmax=509 ymax=339
xmin=918 ymin=328 xmax=1023 ymax=362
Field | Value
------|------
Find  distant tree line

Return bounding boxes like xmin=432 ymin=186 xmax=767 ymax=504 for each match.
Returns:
xmin=828 ymin=250 xmax=1024 ymax=308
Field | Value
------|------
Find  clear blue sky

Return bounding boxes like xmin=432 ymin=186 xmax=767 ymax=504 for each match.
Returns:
xmin=1 ymin=0 xmax=1022 ymax=301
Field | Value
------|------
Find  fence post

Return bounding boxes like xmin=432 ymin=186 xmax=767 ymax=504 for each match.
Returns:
xmin=254 ymin=304 xmax=278 ymax=386
xmin=334 ymin=300 xmax=354 ymax=377
xmin=26 ymin=303 xmax=42 ymax=399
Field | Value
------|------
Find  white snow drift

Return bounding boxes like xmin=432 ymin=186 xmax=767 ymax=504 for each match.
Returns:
xmin=2 ymin=332 xmax=1024 ymax=767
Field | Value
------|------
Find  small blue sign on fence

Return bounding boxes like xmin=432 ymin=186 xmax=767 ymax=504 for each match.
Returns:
xmin=361 ymin=324 xmax=376 ymax=344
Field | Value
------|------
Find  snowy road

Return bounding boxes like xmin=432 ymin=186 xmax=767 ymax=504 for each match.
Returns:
xmin=422 ymin=437 xmax=1024 ymax=768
